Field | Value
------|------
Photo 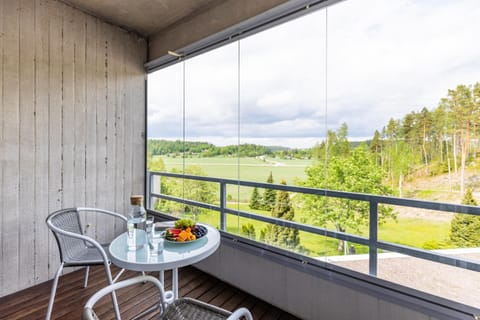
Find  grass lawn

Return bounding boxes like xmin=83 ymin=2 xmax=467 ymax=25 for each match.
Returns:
xmin=162 ymin=155 xmax=310 ymax=182
xmin=160 ymin=201 xmax=452 ymax=257
xmin=159 ymin=155 xmax=312 ymax=202
xmin=377 ymin=217 xmax=451 ymax=249
xmin=154 ymin=155 xmax=454 ymax=256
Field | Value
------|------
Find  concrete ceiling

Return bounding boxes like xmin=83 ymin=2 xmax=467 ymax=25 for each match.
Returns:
xmin=62 ymin=0 xmax=221 ymax=37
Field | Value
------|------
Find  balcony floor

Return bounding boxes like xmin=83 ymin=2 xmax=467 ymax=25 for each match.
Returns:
xmin=0 ymin=265 xmax=299 ymax=320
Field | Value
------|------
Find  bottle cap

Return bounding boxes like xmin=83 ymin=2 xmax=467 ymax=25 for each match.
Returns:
xmin=130 ymin=195 xmax=144 ymax=206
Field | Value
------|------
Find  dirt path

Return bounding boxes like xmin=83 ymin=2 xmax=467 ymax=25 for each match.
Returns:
xmin=395 ymin=168 xmax=480 ymax=222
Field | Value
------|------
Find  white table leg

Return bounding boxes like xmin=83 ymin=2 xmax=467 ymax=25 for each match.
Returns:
xmin=172 ymin=268 xmax=178 ymax=299
xmin=159 ymin=270 xmax=164 ymax=284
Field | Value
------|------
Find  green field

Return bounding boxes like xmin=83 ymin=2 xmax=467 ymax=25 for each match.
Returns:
xmin=160 ymin=155 xmax=311 ymax=202
xmin=155 ymin=155 xmax=453 ymax=257
xmin=162 ymin=155 xmax=311 ymax=183
xmin=160 ymin=202 xmax=451 ymax=257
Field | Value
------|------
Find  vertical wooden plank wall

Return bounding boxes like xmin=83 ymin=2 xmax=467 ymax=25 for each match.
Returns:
xmin=34 ymin=0 xmax=50 ymax=286
xmin=3 ymin=0 xmax=21 ymax=295
xmin=0 ymin=0 xmax=147 ymax=297
xmin=0 ymin=0 xmax=4 ymax=295
xmin=19 ymin=0 xmax=36 ymax=291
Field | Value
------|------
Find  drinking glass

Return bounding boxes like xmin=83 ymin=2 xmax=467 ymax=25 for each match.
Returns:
xmin=150 ymin=230 xmax=164 ymax=256
xmin=127 ymin=219 xmax=136 ymax=250
xmin=145 ymin=216 xmax=154 ymax=245
xmin=145 ymin=216 xmax=154 ymax=234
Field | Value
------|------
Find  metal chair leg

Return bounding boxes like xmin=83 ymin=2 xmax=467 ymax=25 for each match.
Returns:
xmin=111 ymin=290 xmax=121 ymax=320
xmin=104 ymin=263 xmax=121 ymax=320
xmin=84 ymin=266 xmax=90 ymax=288
xmin=113 ymin=268 xmax=125 ymax=283
xmin=45 ymin=263 xmax=64 ymax=320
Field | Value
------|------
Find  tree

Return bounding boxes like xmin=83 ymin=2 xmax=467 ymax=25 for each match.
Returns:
xmin=312 ymin=123 xmax=352 ymax=164
xmin=450 ymin=188 xmax=480 ymax=247
xmin=241 ymin=223 xmax=256 ymax=240
xmin=262 ymin=172 xmax=276 ymax=211
xmin=147 ymin=151 xmax=165 ymax=171
xmin=249 ymin=187 xmax=261 ymax=210
xmin=147 ymin=152 xmax=169 ymax=209
xmin=442 ymin=84 xmax=480 ymax=195
xmin=369 ymin=130 xmax=382 ymax=166
xmin=262 ymin=180 xmax=301 ymax=250
xmin=334 ymin=122 xmax=351 ymax=158
xmin=154 ymin=166 xmax=216 ymax=215
xmin=419 ymin=107 xmax=433 ymax=171
xmin=301 ymin=143 xmax=395 ymax=252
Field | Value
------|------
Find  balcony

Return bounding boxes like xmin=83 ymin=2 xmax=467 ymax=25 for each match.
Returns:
xmin=147 ymin=171 xmax=480 ymax=319
xmin=1 ymin=0 xmax=480 ymax=319
xmin=0 ymin=265 xmax=298 ymax=319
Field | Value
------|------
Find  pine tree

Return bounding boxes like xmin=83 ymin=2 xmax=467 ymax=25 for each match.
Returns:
xmin=249 ymin=187 xmax=261 ymax=210
xmin=241 ymin=223 xmax=256 ymax=240
xmin=264 ymin=180 xmax=300 ymax=250
xmin=450 ymin=188 xmax=480 ymax=247
xmin=262 ymin=172 xmax=276 ymax=210
xmin=370 ymin=130 xmax=382 ymax=166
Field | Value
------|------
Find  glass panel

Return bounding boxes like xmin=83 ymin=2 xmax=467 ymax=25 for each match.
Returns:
xmin=148 ymin=63 xmax=183 ymax=212
xmin=146 ymin=0 xmax=480 ymax=306
xmin=183 ymin=43 xmax=238 ymax=225
xmin=238 ymin=9 xmax=327 ymax=254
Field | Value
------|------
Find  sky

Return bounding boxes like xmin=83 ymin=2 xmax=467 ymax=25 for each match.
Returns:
xmin=147 ymin=0 xmax=480 ymax=149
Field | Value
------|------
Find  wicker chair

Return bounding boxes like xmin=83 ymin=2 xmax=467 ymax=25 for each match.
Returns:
xmin=46 ymin=207 xmax=128 ymax=320
xmin=82 ymin=275 xmax=253 ymax=320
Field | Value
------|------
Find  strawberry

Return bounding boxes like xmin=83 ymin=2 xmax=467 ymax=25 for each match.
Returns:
xmin=169 ymin=228 xmax=182 ymax=235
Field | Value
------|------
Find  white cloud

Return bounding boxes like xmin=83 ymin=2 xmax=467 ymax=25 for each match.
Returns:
xmin=147 ymin=0 xmax=480 ymax=147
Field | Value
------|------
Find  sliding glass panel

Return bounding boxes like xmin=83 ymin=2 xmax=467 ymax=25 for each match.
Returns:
xmin=327 ymin=0 xmax=480 ymax=294
xmin=238 ymin=10 xmax=327 ymax=252
xmin=182 ymin=43 xmax=239 ymax=224
xmin=147 ymin=63 xmax=183 ymax=216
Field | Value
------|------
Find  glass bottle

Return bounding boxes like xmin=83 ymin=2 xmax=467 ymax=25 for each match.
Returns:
xmin=128 ymin=195 xmax=146 ymax=249
xmin=129 ymin=195 xmax=146 ymax=227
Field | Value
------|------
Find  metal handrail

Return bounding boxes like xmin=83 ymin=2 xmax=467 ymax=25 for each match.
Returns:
xmin=146 ymin=171 xmax=480 ymax=276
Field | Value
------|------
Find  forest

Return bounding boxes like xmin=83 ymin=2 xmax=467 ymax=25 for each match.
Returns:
xmin=149 ymin=83 xmax=480 ymax=195
xmin=149 ymin=83 xmax=480 ymax=252
xmin=366 ymin=83 xmax=480 ymax=196
xmin=148 ymin=139 xmax=310 ymax=159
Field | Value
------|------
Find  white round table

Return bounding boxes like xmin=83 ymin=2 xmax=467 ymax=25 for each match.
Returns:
xmin=109 ymin=223 xmax=220 ymax=298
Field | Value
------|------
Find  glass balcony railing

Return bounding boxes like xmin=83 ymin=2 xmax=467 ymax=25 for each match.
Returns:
xmin=146 ymin=170 xmax=480 ymax=309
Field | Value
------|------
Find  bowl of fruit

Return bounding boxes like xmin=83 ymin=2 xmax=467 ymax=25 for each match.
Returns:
xmin=164 ymin=219 xmax=208 ymax=243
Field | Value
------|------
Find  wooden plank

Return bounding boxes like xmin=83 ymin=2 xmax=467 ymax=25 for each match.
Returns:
xmin=47 ymin=0 xmax=64 ymax=278
xmin=0 ymin=0 xmax=149 ymax=296
xmin=62 ymin=4 xmax=75 ymax=209
xmin=114 ymin=29 xmax=126 ymax=235
xmin=18 ymin=0 xmax=36 ymax=291
xmin=105 ymin=23 xmax=116 ymax=240
xmin=123 ymin=33 xmax=135 ymax=219
xmin=131 ymin=35 xmax=146 ymax=196
xmin=132 ymin=41 xmax=147 ymax=193
xmin=95 ymin=21 xmax=108 ymax=243
xmin=0 ymin=266 xmax=298 ymax=319
xmin=2 ymin=0 xmax=20 ymax=296
xmin=73 ymin=10 xmax=86 ymax=222
xmin=0 ymin=0 xmax=4 ymax=297
xmin=84 ymin=14 xmax=97 ymax=232
xmin=33 ymin=0 xmax=51 ymax=285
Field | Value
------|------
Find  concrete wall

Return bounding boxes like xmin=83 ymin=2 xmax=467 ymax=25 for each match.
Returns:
xmin=148 ymin=0 xmax=289 ymax=62
xmin=195 ymin=240 xmax=470 ymax=320
xmin=0 ymin=0 xmax=146 ymax=297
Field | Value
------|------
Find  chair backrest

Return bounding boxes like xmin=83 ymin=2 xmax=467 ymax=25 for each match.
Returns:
xmin=82 ymin=307 xmax=99 ymax=320
xmin=46 ymin=208 xmax=86 ymax=264
xmin=83 ymin=275 xmax=166 ymax=320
